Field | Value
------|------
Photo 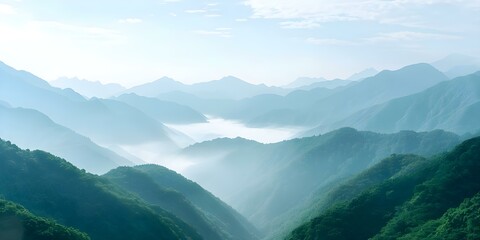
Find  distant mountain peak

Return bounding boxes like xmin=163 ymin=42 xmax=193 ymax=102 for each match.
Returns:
xmin=347 ymin=68 xmax=378 ymax=81
xmin=284 ymin=77 xmax=329 ymax=89
xmin=218 ymin=75 xmax=248 ymax=83
xmin=156 ymin=76 xmax=177 ymax=82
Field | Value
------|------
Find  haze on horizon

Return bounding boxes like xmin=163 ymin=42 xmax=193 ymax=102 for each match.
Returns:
xmin=0 ymin=0 xmax=479 ymax=87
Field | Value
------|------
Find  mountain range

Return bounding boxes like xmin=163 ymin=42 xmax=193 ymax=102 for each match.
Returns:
xmin=180 ymin=128 xmax=461 ymax=235
xmin=0 ymin=104 xmax=131 ymax=174
xmin=288 ymin=136 xmax=480 ymax=239
xmin=306 ymin=71 xmax=480 ymax=136
xmin=51 ymin=77 xmax=125 ymax=99
xmin=0 ymin=138 xmax=259 ymax=240
xmin=124 ymin=76 xmax=289 ymax=100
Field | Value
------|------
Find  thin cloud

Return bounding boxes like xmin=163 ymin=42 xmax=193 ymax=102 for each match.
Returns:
xmin=243 ymin=0 xmax=480 ymax=29
xmin=364 ymin=31 xmax=462 ymax=43
xmin=307 ymin=31 xmax=461 ymax=46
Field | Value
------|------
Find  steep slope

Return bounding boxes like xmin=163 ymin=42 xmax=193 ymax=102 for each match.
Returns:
xmin=113 ymin=93 xmax=207 ymax=124
xmin=104 ymin=167 xmax=224 ymax=240
xmin=0 ymin=139 xmax=201 ymax=240
xmin=287 ymin=136 xmax=480 ymax=240
xmin=105 ymin=166 xmax=259 ymax=240
xmin=0 ymin=199 xmax=90 ymax=240
xmin=249 ymin=63 xmax=448 ymax=127
xmin=0 ymin=61 xmax=175 ymax=146
xmin=134 ymin=164 xmax=260 ymax=240
xmin=181 ymin=128 xmax=460 ymax=232
xmin=51 ymin=77 xmax=125 ymax=98
xmin=325 ymin=71 xmax=480 ymax=135
xmin=0 ymin=105 xmax=132 ymax=174
xmin=266 ymin=154 xmax=425 ymax=240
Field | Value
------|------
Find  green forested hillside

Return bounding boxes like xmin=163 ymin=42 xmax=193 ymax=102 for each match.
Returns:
xmin=104 ymin=167 xmax=228 ymax=240
xmin=287 ymin=137 xmax=480 ymax=240
xmin=0 ymin=199 xmax=89 ymax=240
xmin=181 ymin=128 xmax=460 ymax=234
xmin=134 ymin=164 xmax=260 ymax=240
xmin=267 ymin=154 xmax=425 ymax=239
xmin=0 ymin=139 xmax=201 ymax=240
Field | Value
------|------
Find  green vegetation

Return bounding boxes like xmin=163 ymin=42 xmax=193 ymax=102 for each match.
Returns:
xmin=0 ymin=199 xmax=89 ymax=240
xmin=104 ymin=167 xmax=226 ymax=240
xmin=266 ymin=154 xmax=425 ymax=240
xmin=0 ymin=139 xmax=201 ymax=240
xmin=287 ymin=137 xmax=480 ymax=239
xmin=133 ymin=164 xmax=260 ymax=240
xmin=182 ymin=128 xmax=460 ymax=234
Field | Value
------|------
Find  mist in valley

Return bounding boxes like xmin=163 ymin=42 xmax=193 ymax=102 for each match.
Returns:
xmin=1 ymin=1 xmax=480 ymax=240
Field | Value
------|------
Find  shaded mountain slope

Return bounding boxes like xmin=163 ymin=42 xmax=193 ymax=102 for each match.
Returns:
xmin=0 ymin=199 xmax=90 ymax=240
xmin=0 ymin=139 xmax=201 ymax=240
xmin=249 ymin=63 xmax=448 ymax=127
xmin=134 ymin=164 xmax=260 ymax=240
xmin=0 ymin=61 xmax=175 ymax=146
xmin=0 ymin=104 xmax=132 ymax=174
xmin=288 ymin=136 xmax=480 ymax=240
xmin=320 ymin=71 xmax=480 ymax=135
xmin=113 ymin=93 xmax=207 ymax=124
xmin=181 ymin=128 xmax=460 ymax=233
xmin=266 ymin=154 xmax=425 ymax=239
xmin=104 ymin=167 xmax=225 ymax=240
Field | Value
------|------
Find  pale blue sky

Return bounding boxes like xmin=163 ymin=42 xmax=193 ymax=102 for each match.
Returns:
xmin=0 ymin=0 xmax=479 ymax=86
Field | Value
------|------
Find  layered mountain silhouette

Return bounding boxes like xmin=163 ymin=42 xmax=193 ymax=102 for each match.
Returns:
xmin=0 ymin=139 xmax=203 ymax=240
xmin=113 ymin=93 xmax=207 ymax=124
xmin=125 ymin=76 xmax=289 ymax=100
xmin=0 ymin=138 xmax=260 ymax=240
xmin=0 ymin=61 xmax=179 ymax=148
xmin=347 ymin=68 xmax=379 ymax=81
xmin=432 ymin=53 xmax=480 ymax=78
xmin=288 ymin=136 xmax=480 ymax=239
xmin=0 ymin=104 xmax=132 ymax=174
xmin=105 ymin=165 xmax=259 ymax=240
xmin=51 ymin=77 xmax=125 ymax=98
xmin=246 ymin=63 xmax=448 ymax=127
xmin=307 ymin=71 xmax=480 ymax=135
xmin=180 ymin=128 xmax=460 ymax=234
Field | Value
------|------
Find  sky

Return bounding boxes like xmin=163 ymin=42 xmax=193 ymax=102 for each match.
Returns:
xmin=0 ymin=0 xmax=479 ymax=87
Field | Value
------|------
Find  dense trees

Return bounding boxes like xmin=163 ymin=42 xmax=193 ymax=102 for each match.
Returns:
xmin=0 ymin=199 xmax=89 ymax=240
xmin=287 ymin=137 xmax=480 ymax=240
xmin=0 ymin=139 xmax=201 ymax=240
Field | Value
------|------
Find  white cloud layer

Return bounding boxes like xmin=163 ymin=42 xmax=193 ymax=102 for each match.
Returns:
xmin=243 ymin=0 xmax=480 ymax=28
